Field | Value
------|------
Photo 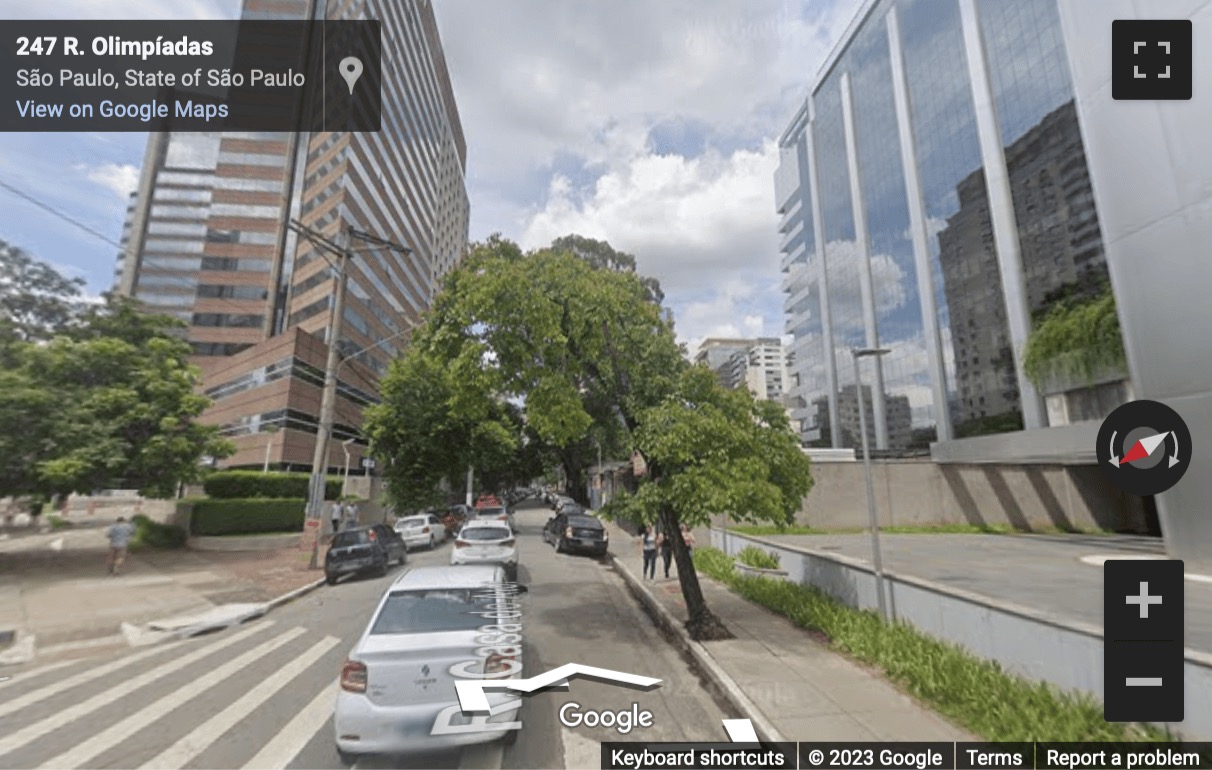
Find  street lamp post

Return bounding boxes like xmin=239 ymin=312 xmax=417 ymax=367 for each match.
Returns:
xmin=852 ymin=347 xmax=891 ymax=621
xmin=592 ymin=437 xmax=602 ymax=510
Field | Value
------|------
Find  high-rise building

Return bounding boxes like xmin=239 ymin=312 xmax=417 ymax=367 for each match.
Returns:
xmin=694 ymin=338 xmax=757 ymax=388
xmin=774 ymin=0 xmax=1128 ymax=450
xmin=813 ymin=385 xmax=912 ymax=451
xmin=723 ymin=338 xmax=789 ymax=401
xmin=118 ymin=0 xmax=468 ymax=473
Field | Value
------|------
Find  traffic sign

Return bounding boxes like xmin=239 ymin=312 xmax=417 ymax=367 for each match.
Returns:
xmin=361 ymin=458 xmax=376 ymax=469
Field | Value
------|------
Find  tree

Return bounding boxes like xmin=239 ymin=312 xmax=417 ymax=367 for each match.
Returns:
xmin=369 ymin=235 xmax=814 ymax=640
xmin=550 ymin=234 xmax=665 ymax=305
xmin=606 ymin=365 xmax=814 ymax=638
xmin=0 ymin=294 xmax=234 ymax=500
xmin=364 ymin=344 xmax=522 ymax=512
xmin=0 ymin=239 xmax=84 ymax=343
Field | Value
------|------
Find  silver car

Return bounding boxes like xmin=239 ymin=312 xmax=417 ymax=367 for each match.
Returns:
xmin=393 ymin=513 xmax=446 ymax=550
xmin=334 ymin=565 xmax=527 ymax=761
xmin=451 ymin=519 xmax=518 ymax=580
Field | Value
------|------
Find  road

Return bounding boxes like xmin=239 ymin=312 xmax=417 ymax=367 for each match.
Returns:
xmin=0 ymin=502 xmax=732 ymax=769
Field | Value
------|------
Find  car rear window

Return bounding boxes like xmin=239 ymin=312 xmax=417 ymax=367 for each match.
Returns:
xmin=567 ymin=515 xmax=601 ymax=529
xmin=476 ymin=507 xmax=506 ymax=516
xmin=370 ymin=589 xmax=494 ymax=634
xmin=460 ymin=527 xmax=511 ymax=541
xmin=332 ymin=530 xmax=371 ymax=547
xmin=398 ymin=516 xmax=427 ymax=528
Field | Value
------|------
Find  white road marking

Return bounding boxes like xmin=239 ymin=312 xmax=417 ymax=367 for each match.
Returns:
xmin=0 ymin=637 xmax=188 ymax=715
xmin=38 ymin=625 xmax=303 ymax=769
xmin=0 ymin=658 xmax=81 ymax=691
xmin=140 ymin=635 xmax=340 ymax=770
xmin=242 ymin=681 xmax=338 ymax=770
xmin=723 ymin=718 xmax=759 ymax=742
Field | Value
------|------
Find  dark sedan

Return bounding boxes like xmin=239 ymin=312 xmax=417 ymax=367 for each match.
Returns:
xmin=325 ymin=525 xmax=407 ymax=585
xmin=543 ymin=512 xmax=609 ymax=556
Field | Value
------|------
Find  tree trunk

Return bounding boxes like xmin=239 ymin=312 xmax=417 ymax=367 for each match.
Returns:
xmin=660 ymin=505 xmax=733 ymax=641
xmin=562 ymin=449 xmax=587 ymax=506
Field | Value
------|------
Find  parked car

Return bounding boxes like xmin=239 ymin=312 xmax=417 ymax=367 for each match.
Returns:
xmin=393 ymin=513 xmax=447 ymax=550
xmin=325 ymin=525 xmax=407 ymax=585
xmin=472 ymin=505 xmax=515 ymax=529
xmin=334 ymin=565 xmax=527 ymax=762
xmin=543 ymin=512 xmax=608 ymax=556
xmin=451 ymin=520 xmax=518 ymax=580
xmin=554 ymin=496 xmax=579 ymax=514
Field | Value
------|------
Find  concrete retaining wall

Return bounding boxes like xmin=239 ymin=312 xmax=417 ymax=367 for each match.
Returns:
xmin=712 ymin=528 xmax=1212 ymax=740
xmin=798 ymin=459 xmax=1149 ymax=533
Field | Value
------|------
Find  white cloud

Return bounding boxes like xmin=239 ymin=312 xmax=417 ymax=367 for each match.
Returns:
xmin=86 ymin=164 xmax=139 ymax=200
xmin=0 ymin=0 xmax=238 ymax=19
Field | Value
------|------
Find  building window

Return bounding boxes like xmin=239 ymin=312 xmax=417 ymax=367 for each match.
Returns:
xmin=191 ymin=341 xmax=252 ymax=356
xmin=196 ymin=284 xmax=269 ymax=300
xmin=191 ymin=313 xmax=264 ymax=328
xmin=201 ymin=257 xmax=271 ymax=273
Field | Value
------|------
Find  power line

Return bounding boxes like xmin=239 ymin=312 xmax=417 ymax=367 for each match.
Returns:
xmin=0 ymin=175 xmax=286 ymax=320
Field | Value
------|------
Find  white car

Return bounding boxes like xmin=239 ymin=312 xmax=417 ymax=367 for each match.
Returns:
xmin=334 ymin=565 xmax=526 ymax=762
xmin=451 ymin=520 xmax=518 ymax=580
xmin=394 ymin=513 xmax=446 ymax=550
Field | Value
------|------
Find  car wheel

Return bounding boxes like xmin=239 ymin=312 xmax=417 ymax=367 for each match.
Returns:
xmin=506 ymin=564 xmax=518 ymax=582
xmin=374 ymin=555 xmax=387 ymax=577
xmin=337 ymin=748 xmax=358 ymax=766
xmin=429 ymin=534 xmax=435 ymax=549
xmin=325 ymin=572 xmax=338 ymax=586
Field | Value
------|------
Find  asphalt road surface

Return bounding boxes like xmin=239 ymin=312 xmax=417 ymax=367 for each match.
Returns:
xmin=0 ymin=502 xmax=732 ymax=769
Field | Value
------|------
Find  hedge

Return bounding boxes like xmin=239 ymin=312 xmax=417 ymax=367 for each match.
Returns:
xmin=190 ymin=498 xmax=306 ymax=536
xmin=202 ymin=471 xmax=342 ymax=500
xmin=130 ymin=514 xmax=187 ymax=549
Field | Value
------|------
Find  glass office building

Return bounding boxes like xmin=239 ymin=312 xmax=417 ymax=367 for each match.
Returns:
xmin=776 ymin=0 xmax=1127 ymax=451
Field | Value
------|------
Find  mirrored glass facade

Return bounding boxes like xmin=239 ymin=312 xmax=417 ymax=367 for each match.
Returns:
xmin=776 ymin=0 xmax=1121 ymax=449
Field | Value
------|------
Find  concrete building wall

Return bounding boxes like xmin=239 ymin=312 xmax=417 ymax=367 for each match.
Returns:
xmin=795 ymin=457 xmax=1148 ymax=533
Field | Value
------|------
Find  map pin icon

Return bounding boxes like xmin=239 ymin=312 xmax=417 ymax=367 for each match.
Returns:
xmin=339 ymin=57 xmax=363 ymax=95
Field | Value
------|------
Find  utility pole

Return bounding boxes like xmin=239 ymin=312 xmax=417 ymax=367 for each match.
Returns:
xmin=287 ymin=220 xmax=411 ymax=570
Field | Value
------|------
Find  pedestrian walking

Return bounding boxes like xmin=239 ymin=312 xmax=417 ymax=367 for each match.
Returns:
xmin=659 ymin=526 xmax=674 ymax=579
xmin=639 ymin=525 xmax=658 ymax=580
xmin=330 ymin=500 xmax=342 ymax=535
xmin=106 ymin=516 xmax=136 ymax=576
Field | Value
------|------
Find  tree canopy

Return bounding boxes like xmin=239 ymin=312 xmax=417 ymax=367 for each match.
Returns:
xmin=0 ymin=247 xmax=233 ymax=501
xmin=366 ymin=234 xmax=813 ymax=640
xmin=0 ymin=238 xmax=85 ymax=343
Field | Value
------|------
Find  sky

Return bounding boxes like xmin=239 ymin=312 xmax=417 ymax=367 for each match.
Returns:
xmin=0 ymin=0 xmax=865 ymax=353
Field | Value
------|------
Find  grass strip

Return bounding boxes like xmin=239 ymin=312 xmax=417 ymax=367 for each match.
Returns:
xmin=693 ymin=546 xmax=1171 ymax=742
xmin=728 ymin=523 xmax=1114 ymax=536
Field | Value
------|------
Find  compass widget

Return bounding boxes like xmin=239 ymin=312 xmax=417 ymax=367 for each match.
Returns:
xmin=1096 ymin=400 xmax=1192 ymax=496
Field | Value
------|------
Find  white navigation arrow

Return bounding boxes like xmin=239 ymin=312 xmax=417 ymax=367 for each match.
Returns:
xmin=455 ymin=663 xmax=661 ymax=714
xmin=1170 ymin=431 xmax=1182 ymax=468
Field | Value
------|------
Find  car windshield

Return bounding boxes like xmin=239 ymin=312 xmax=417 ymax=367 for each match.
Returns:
xmin=460 ymin=527 xmax=510 ymax=541
xmin=370 ymin=589 xmax=493 ymax=634
xmin=567 ymin=515 xmax=600 ymax=529
xmin=332 ymin=530 xmax=372 ymax=546
xmin=398 ymin=516 xmax=427 ymax=528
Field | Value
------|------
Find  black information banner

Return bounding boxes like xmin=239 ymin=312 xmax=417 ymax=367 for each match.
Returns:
xmin=601 ymin=742 xmax=1212 ymax=770
xmin=602 ymin=742 xmax=798 ymax=770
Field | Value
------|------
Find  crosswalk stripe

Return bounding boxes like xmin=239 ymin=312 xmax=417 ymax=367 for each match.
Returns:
xmin=0 ymin=658 xmax=82 ymax=691
xmin=140 ymin=635 xmax=341 ymax=770
xmin=38 ymin=626 xmax=307 ymax=770
xmin=242 ymin=680 xmax=339 ymax=770
xmin=0 ymin=621 xmax=271 ymax=758
xmin=0 ymin=638 xmax=187 ymax=717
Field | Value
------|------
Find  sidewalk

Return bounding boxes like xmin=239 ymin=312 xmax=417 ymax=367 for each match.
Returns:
xmin=0 ymin=525 xmax=325 ymax=662
xmin=605 ymin=521 xmax=974 ymax=742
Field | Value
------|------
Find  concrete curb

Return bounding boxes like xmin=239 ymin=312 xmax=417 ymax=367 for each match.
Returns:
xmin=0 ymin=631 xmax=35 ymax=666
xmin=608 ymin=552 xmax=786 ymax=743
xmin=265 ymin=577 xmax=327 ymax=610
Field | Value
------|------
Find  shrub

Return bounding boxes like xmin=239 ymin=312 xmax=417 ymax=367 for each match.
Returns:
xmin=736 ymin=545 xmax=781 ymax=570
xmin=189 ymin=498 xmax=306 ymax=536
xmin=46 ymin=514 xmax=73 ymax=530
xmin=202 ymin=471 xmax=341 ymax=500
xmin=130 ymin=514 xmax=187 ymax=549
